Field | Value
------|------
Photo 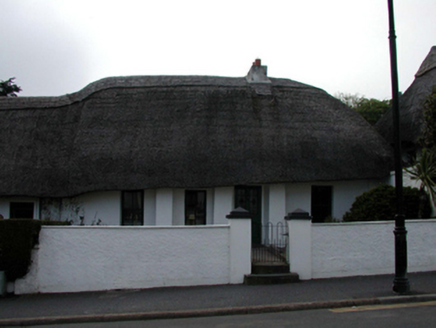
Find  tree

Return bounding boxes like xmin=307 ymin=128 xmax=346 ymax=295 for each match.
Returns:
xmin=335 ymin=93 xmax=390 ymax=125
xmin=0 ymin=77 xmax=22 ymax=97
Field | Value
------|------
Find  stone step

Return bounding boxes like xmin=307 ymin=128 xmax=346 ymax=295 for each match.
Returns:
xmin=252 ymin=263 xmax=290 ymax=274
xmin=244 ymin=273 xmax=300 ymax=285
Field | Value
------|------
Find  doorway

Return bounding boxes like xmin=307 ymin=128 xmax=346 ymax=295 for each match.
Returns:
xmin=311 ymin=185 xmax=333 ymax=223
xmin=234 ymin=186 xmax=262 ymax=244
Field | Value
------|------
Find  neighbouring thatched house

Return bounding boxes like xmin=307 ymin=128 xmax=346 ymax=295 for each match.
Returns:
xmin=0 ymin=60 xmax=393 ymax=240
xmin=376 ymin=46 xmax=436 ymax=160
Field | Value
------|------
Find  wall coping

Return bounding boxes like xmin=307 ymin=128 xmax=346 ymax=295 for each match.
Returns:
xmin=313 ymin=219 xmax=436 ymax=227
xmin=226 ymin=207 xmax=252 ymax=219
xmin=41 ymin=224 xmax=230 ymax=230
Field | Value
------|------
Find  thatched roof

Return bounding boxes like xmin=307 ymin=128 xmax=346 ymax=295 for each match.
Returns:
xmin=376 ymin=46 xmax=436 ymax=149
xmin=0 ymin=64 xmax=393 ymax=197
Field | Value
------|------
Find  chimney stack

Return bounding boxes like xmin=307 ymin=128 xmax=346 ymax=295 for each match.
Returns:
xmin=246 ymin=58 xmax=270 ymax=83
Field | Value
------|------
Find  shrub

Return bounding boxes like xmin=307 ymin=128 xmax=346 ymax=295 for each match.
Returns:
xmin=0 ymin=219 xmax=71 ymax=281
xmin=343 ymin=184 xmax=431 ymax=222
xmin=0 ymin=219 xmax=41 ymax=281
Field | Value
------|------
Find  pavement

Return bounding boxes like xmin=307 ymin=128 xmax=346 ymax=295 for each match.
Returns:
xmin=0 ymin=271 xmax=435 ymax=326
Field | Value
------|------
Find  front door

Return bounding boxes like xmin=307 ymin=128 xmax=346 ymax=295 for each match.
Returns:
xmin=234 ymin=186 xmax=262 ymax=244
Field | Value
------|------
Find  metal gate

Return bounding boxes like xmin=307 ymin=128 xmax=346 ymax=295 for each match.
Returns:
xmin=252 ymin=221 xmax=288 ymax=264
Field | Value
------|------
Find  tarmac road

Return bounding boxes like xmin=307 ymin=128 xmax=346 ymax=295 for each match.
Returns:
xmin=1 ymin=271 xmax=435 ymax=327
xmin=28 ymin=301 xmax=436 ymax=328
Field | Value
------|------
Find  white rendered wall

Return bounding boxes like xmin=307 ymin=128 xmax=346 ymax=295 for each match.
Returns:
xmin=229 ymin=218 xmax=251 ymax=283
xmin=287 ymin=218 xmax=312 ymax=279
xmin=286 ymin=180 xmax=382 ymax=220
xmin=206 ymin=189 xmax=214 ymax=224
xmin=310 ymin=220 xmax=436 ymax=279
xmin=213 ymin=187 xmax=233 ymax=224
xmin=16 ymin=225 xmax=231 ymax=294
xmin=330 ymin=180 xmax=381 ymax=220
xmin=156 ymin=189 xmax=173 ymax=225
xmin=286 ymin=183 xmax=311 ymax=215
xmin=263 ymin=185 xmax=270 ymax=223
xmin=268 ymin=184 xmax=286 ymax=224
xmin=311 ymin=221 xmax=394 ymax=278
xmin=37 ymin=191 xmax=120 ymax=224
xmin=388 ymin=170 xmax=421 ymax=189
xmin=407 ymin=220 xmax=436 ymax=272
xmin=143 ymin=189 xmax=156 ymax=225
xmin=0 ymin=197 xmax=40 ymax=219
xmin=75 ymin=191 xmax=121 ymax=225
xmin=173 ymin=189 xmax=185 ymax=225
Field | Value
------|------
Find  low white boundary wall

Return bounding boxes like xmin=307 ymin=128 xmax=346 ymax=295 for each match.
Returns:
xmin=15 ymin=216 xmax=435 ymax=294
xmin=312 ymin=222 xmax=395 ymax=278
xmin=287 ymin=218 xmax=436 ymax=280
xmin=16 ymin=218 xmax=251 ymax=294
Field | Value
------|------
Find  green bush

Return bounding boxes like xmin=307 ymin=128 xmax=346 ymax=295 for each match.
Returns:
xmin=343 ymin=184 xmax=431 ymax=222
xmin=0 ymin=219 xmax=71 ymax=281
xmin=0 ymin=219 xmax=41 ymax=281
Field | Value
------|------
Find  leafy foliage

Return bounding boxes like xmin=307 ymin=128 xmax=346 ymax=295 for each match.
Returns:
xmin=336 ymin=93 xmax=390 ymax=125
xmin=343 ymin=184 xmax=431 ymax=222
xmin=405 ymin=148 xmax=436 ymax=207
xmin=0 ymin=77 xmax=22 ymax=97
xmin=0 ymin=219 xmax=71 ymax=281
xmin=0 ymin=220 xmax=41 ymax=281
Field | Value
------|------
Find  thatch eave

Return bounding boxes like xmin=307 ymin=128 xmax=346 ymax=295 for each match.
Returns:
xmin=1 ymin=74 xmax=393 ymax=198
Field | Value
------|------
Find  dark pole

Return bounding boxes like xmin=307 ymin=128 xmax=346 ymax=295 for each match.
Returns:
xmin=387 ymin=0 xmax=410 ymax=294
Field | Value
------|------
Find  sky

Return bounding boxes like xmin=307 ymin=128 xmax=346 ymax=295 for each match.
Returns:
xmin=1 ymin=0 xmax=435 ymax=100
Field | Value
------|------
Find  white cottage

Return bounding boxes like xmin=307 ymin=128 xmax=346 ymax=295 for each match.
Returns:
xmin=0 ymin=60 xmax=393 ymax=243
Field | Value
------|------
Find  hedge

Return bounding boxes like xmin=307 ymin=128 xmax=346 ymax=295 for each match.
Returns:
xmin=0 ymin=219 xmax=71 ymax=281
xmin=0 ymin=219 xmax=41 ymax=281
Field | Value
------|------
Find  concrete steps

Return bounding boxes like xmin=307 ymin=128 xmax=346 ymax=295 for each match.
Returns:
xmin=251 ymin=263 xmax=290 ymax=274
xmin=244 ymin=262 xmax=300 ymax=285
xmin=244 ymin=272 xmax=300 ymax=285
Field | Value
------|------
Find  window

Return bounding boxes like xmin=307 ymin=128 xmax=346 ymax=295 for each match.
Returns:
xmin=311 ymin=186 xmax=332 ymax=223
xmin=122 ymin=191 xmax=144 ymax=225
xmin=185 ymin=190 xmax=206 ymax=225
xmin=10 ymin=202 xmax=34 ymax=219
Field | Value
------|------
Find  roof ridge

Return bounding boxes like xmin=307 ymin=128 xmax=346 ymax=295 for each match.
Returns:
xmin=415 ymin=46 xmax=436 ymax=77
xmin=0 ymin=75 xmax=312 ymax=110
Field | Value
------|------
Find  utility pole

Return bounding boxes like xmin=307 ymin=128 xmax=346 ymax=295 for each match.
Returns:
xmin=387 ymin=0 xmax=410 ymax=294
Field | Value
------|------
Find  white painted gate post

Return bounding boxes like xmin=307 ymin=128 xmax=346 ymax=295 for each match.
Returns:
xmin=285 ymin=209 xmax=313 ymax=280
xmin=226 ymin=207 xmax=252 ymax=284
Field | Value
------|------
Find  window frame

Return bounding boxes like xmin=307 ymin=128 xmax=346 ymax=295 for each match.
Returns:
xmin=9 ymin=202 xmax=34 ymax=219
xmin=121 ymin=190 xmax=144 ymax=226
xmin=185 ymin=190 xmax=207 ymax=225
